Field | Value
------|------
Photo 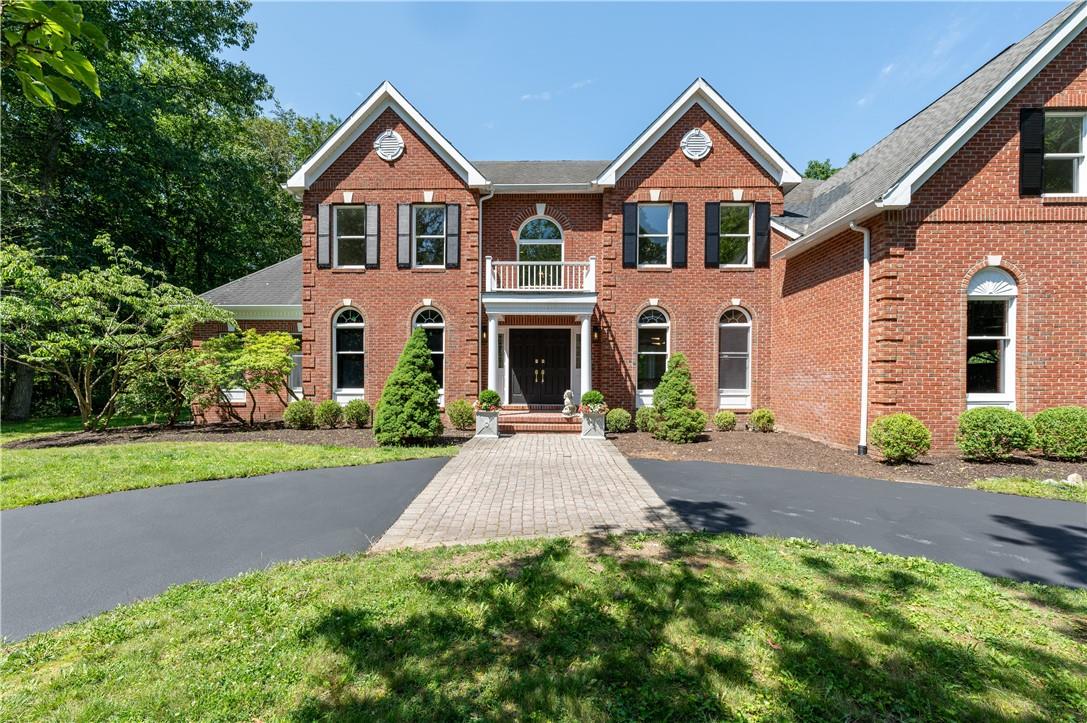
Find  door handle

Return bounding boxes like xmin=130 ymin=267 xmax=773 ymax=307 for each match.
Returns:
xmin=541 ymin=368 xmax=545 ymax=382
xmin=534 ymin=368 xmax=539 ymax=382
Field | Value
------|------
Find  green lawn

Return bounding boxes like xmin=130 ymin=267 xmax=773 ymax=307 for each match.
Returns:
xmin=2 ymin=534 xmax=1083 ymax=721
xmin=974 ymin=476 xmax=1087 ymax=503
xmin=0 ymin=442 xmax=456 ymax=509
xmin=0 ymin=413 xmax=190 ymax=444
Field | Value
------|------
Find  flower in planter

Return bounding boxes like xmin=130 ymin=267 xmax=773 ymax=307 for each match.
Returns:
xmin=474 ymin=389 xmax=501 ymax=412
xmin=579 ymin=389 xmax=608 ymax=415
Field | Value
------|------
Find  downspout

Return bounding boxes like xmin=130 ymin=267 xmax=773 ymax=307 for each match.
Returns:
xmin=850 ymin=221 xmax=871 ymax=455
xmin=477 ymin=187 xmax=495 ymax=395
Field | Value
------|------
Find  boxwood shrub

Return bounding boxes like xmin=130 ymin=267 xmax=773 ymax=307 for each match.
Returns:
xmin=446 ymin=399 xmax=475 ymax=430
xmin=653 ymin=407 xmax=707 ymax=444
xmin=342 ymin=399 xmax=370 ymax=429
xmin=713 ymin=410 xmax=737 ymax=431
xmin=314 ymin=399 xmax=343 ymax=429
xmin=606 ymin=408 xmax=632 ymax=432
xmin=283 ymin=399 xmax=315 ymax=430
xmin=635 ymin=406 xmax=660 ymax=433
xmin=1031 ymin=405 xmax=1087 ymax=461
xmin=956 ymin=407 xmax=1036 ymax=461
xmin=749 ymin=408 xmax=775 ymax=433
xmin=869 ymin=413 xmax=932 ymax=463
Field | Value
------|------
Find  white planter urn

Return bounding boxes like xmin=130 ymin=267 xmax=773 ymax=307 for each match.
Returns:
xmin=581 ymin=412 xmax=606 ymax=439
xmin=475 ymin=410 xmax=500 ymax=438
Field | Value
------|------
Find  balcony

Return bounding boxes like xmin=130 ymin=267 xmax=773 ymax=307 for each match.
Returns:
xmin=485 ymin=257 xmax=596 ymax=293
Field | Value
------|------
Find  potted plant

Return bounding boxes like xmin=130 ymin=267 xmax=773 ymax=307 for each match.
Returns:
xmin=474 ymin=389 xmax=501 ymax=438
xmin=579 ymin=389 xmax=608 ymax=439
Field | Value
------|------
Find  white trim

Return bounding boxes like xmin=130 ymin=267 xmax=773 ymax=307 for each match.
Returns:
xmin=851 ymin=222 xmax=872 ymax=455
xmin=481 ymin=292 xmax=598 ymax=318
xmin=637 ymin=203 xmax=672 ymax=268
xmin=516 ymin=215 xmax=565 ymax=264
xmin=332 ymin=307 xmax=365 ymax=397
xmin=492 ymin=183 xmax=598 ymax=194
xmin=500 ymin=324 xmax=579 ymax=406
xmin=286 ymin=81 xmax=488 ymax=194
xmin=217 ymin=305 xmax=303 ymax=321
xmin=333 ymin=205 xmax=367 ymax=269
xmin=880 ymin=5 xmax=1087 ymax=208
xmin=413 ymin=307 xmax=445 ymax=406
xmin=594 ymin=78 xmax=802 ymax=188
xmin=636 ymin=308 xmax=670 ymax=407
xmin=717 ymin=203 xmax=754 ymax=269
xmin=966 ymin=268 xmax=1017 ymax=409
xmin=1041 ymin=111 xmax=1087 ymax=196
xmin=770 ymin=219 xmax=801 ymax=240
xmin=717 ymin=307 xmax=752 ymax=409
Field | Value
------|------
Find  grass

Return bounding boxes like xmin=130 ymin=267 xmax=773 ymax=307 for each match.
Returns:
xmin=973 ymin=476 xmax=1087 ymax=503
xmin=0 ymin=442 xmax=456 ymax=509
xmin=0 ymin=413 xmax=190 ymax=444
xmin=2 ymin=533 xmax=1084 ymax=721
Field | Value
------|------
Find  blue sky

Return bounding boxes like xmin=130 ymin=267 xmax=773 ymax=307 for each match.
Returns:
xmin=224 ymin=1 xmax=1066 ymax=167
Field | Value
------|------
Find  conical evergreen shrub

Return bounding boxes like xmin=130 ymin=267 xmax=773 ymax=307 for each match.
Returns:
xmin=652 ymin=353 xmax=697 ymax=414
xmin=373 ymin=327 xmax=443 ymax=446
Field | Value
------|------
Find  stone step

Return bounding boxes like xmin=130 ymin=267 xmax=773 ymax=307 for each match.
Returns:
xmin=498 ymin=411 xmax=581 ymax=434
xmin=498 ymin=422 xmax=581 ymax=434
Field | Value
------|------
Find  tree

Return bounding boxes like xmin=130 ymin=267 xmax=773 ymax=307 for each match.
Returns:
xmin=373 ymin=328 xmax=443 ymax=446
xmin=188 ymin=328 xmax=298 ymax=426
xmin=0 ymin=236 xmax=230 ymax=430
xmin=1 ymin=0 xmax=105 ymax=108
xmin=804 ymin=159 xmax=839 ymax=180
xmin=652 ymin=353 xmax=697 ymax=415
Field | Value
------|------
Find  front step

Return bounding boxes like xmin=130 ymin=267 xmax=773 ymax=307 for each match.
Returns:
xmin=498 ymin=411 xmax=581 ymax=434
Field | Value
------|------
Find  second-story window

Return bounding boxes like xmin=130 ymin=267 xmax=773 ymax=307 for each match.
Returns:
xmin=718 ymin=204 xmax=753 ymax=267
xmin=334 ymin=206 xmax=366 ymax=267
xmin=637 ymin=204 xmax=671 ymax=267
xmin=413 ymin=205 xmax=446 ymax=267
xmin=1044 ymin=112 xmax=1085 ymax=195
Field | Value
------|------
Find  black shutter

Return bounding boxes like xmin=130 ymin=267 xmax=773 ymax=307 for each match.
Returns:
xmin=754 ymin=202 xmax=771 ymax=268
xmin=622 ymin=203 xmax=637 ymax=268
xmin=317 ymin=204 xmax=331 ymax=268
xmin=397 ymin=204 xmax=411 ymax=268
xmin=704 ymin=202 xmax=720 ymax=268
xmin=671 ymin=202 xmax=687 ymax=268
xmin=1019 ymin=108 xmax=1045 ymax=196
xmin=365 ymin=203 xmax=380 ymax=268
xmin=445 ymin=204 xmax=460 ymax=269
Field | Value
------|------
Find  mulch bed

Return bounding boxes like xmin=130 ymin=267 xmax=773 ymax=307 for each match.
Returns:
xmin=610 ymin=429 xmax=1086 ymax=489
xmin=5 ymin=423 xmax=474 ymax=450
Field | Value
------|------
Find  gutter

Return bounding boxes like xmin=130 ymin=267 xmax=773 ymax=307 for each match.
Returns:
xmin=477 ymin=186 xmax=495 ymax=395
xmin=850 ymin=221 xmax=871 ymax=456
xmin=772 ymin=200 xmax=879 ymax=260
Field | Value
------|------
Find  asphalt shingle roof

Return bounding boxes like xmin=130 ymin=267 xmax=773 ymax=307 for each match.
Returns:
xmin=200 ymin=254 xmax=301 ymax=306
xmin=472 ymin=160 xmax=610 ymax=185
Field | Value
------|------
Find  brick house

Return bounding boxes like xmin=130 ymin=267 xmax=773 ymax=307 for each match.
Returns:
xmin=201 ymin=4 xmax=1087 ymax=450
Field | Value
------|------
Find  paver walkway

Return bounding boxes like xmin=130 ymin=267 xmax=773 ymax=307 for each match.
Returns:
xmin=373 ymin=435 xmax=687 ymax=550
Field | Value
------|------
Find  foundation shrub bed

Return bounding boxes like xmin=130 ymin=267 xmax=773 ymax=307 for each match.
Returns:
xmin=342 ymin=400 xmax=370 ymax=429
xmin=713 ymin=411 xmax=737 ymax=432
xmin=282 ymin=400 xmax=315 ymax=430
xmin=956 ymin=407 xmax=1036 ymax=461
xmin=869 ymin=414 xmax=932 ymax=463
xmin=314 ymin=400 xmax=343 ymax=429
xmin=749 ymin=408 xmax=775 ymax=433
xmin=606 ymin=408 xmax=632 ymax=432
xmin=446 ymin=400 xmax=475 ymax=431
xmin=635 ymin=406 xmax=660 ymax=433
xmin=1031 ymin=406 xmax=1087 ymax=461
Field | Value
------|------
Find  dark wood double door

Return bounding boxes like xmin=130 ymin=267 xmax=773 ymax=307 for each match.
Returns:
xmin=509 ymin=329 xmax=570 ymax=405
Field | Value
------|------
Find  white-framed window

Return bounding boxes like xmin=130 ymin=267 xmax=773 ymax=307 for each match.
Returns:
xmin=517 ymin=216 xmax=564 ymax=287
xmin=637 ymin=204 xmax=671 ymax=267
xmin=412 ymin=205 xmax=446 ymax=268
xmin=718 ymin=204 xmax=753 ymax=267
xmin=333 ymin=308 xmax=365 ymax=396
xmin=288 ymin=332 xmax=303 ymax=395
xmin=414 ymin=308 xmax=444 ymax=398
xmin=1043 ymin=111 xmax=1086 ymax=195
xmin=636 ymin=308 xmax=669 ymax=406
xmin=718 ymin=308 xmax=752 ymax=408
xmin=966 ymin=268 xmax=1017 ymax=409
xmin=334 ymin=205 xmax=367 ymax=268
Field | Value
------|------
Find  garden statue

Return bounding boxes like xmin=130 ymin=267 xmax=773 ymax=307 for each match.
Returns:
xmin=562 ymin=389 xmax=577 ymax=417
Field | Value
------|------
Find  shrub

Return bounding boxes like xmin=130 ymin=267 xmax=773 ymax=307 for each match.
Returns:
xmin=869 ymin=413 xmax=932 ymax=463
xmin=446 ymin=399 xmax=475 ymax=430
xmin=373 ymin=328 xmax=443 ymax=446
xmin=635 ymin=406 xmax=660 ymax=433
xmin=580 ymin=389 xmax=607 ymax=414
xmin=956 ymin=407 xmax=1036 ymax=461
xmin=1031 ymin=406 xmax=1087 ymax=461
xmin=315 ymin=399 xmax=343 ymax=429
xmin=653 ymin=407 xmax=707 ymax=444
xmin=652 ymin=353 xmax=697 ymax=415
xmin=283 ymin=399 xmax=315 ymax=430
xmin=342 ymin=399 xmax=370 ymax=428
xmin=606 ymin=408 xmax=632 ymax=432
xmin=476 ymin=389 xmax=501 ymax=412
xmin=713 ymin=410 xmax=737 ymax=431
xmin=750 ymin=408 xmax=775 ymax=433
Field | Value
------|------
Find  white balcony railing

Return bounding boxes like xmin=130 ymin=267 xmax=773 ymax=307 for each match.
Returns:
xmin=485 ymin=257 xmax=596 ymax=292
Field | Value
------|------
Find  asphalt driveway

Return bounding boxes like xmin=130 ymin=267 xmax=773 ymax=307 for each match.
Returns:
xmin=1 ymin=458 xmax=447 ymax=641
xmin=633 ymin=459 xmax=1086 ymax=589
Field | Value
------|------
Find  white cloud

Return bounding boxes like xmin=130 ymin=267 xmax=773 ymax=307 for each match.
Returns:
xmin=520 ymin=91 xmax=552 ymax=102
xmin=880 ymin=63 xmax=895 ymax=77
xmin=569 ymin=79 xmax=593 ymax=90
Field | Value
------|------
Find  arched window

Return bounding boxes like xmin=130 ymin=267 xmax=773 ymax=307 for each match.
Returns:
xmin=333 ymin=309 xmax=364 ymax=394
xmin=718 ymin=308 xmax=752 ymax=408
xmin=414 ymin=308 xmax=444 ymax=391
xmin=517 ymin=217 xmax=564 ymax=287
xmin=637 ymin=309 xmax=669 ymax=403
xmin=966 ymin=268 xmax=1017 ymax=408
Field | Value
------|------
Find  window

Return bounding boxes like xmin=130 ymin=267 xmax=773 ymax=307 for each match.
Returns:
xmin=966 ymin=268 xmax=1017 ymax=408
xmin=637 ymin=204 xmax=671 ymax=267
xmin=334 ymin=206 xmax=366 ymax=267
xmin=718 ymin=308 xmax=752 ymax=408
xmin=333 ymin=309 xmax=364 ymax=392
xmin=414 ymin=308 xmax=444 ymax=390
xmin=517 ymin=216 xmax=563 ymax=286
xmin=413 ymin=205 xmax=446 ymax=267
xmin=718 ymin=204 xmax=753 ymax=267
xmin=637 ymin=309 xmax=669 ymax=398
xmin=289 ymin=333 xmax=303 ymax=393
xmin=1043 ymin=112 xmax=1086 ymax=195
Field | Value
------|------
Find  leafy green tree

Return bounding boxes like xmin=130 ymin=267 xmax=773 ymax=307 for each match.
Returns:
xmin=1 ymin=0 xmax=105 ymax=108
xmin=803 ymin=159 xmax=839 ymax=180
xmin=189 ymin=328 xmax=298 ymax=426
xmin=373 ymin=328 xmax=443 ymax=446
xmin=0 ymin=236 xmax=230 ymax=429
xmin=652 ymin=353 xmax=697 ymax=415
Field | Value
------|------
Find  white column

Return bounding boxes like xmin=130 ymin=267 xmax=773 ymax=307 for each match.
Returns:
xmin=486 ymin=314 xmax=499 ymax=392
xmin=580 ymin=315 xmax=592 ymax=399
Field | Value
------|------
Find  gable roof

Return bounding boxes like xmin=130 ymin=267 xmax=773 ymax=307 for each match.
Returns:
xmin=285 ymin=81 xmax=488 ymax=194
xmin=777 ymin=2 xmax=1087 ymax=258
xmin=200 ymin=254 xmax=301 ymax=308
xmin=594 ymin=78 xmax=802 ymax=189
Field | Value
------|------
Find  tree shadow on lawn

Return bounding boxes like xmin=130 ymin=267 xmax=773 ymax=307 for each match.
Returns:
xmin=289 ymin=534 xmax=1084 ymax=721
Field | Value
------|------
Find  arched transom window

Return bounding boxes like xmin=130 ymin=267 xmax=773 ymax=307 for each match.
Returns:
xmin=718 ymin=308 xmax=752 ymax=408
xmin=414 ymin=308 xmax=445 ymax=391
xmin=637 ymin=309 xmax=669 ymax=397
xmin=333 ymin=309 xmax=364 ymax=392
xmin=966 ymin=268 xmax=1017 ymax=408
xmin=517 ymin=217 xmax=563 ymax=261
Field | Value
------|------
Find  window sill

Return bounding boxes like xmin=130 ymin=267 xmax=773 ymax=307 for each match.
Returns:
xmin=411 ymin=267 xmax=447 ymax=273
xmin=718 ymin=265 xmax=754 ymax=272
xmin=1041 ymin=193 xmax=1087 ymax=202
xmin=966 ymin=394 xmax=1015 ymax=410
xmin=635 ymin=266 xmax=672 ymax=272
xmin=331 ymin=267 xmax=366 ymax=273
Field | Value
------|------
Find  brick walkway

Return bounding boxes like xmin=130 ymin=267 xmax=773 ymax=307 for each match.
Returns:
xmin=372 ymin=435 xmax=688 ymax=550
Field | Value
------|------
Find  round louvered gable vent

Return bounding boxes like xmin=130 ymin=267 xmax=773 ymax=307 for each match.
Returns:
xmin=680 ymin=128 xmax=712 ymax=161
xmin=374 ymin=129 xmax=404 ymax=161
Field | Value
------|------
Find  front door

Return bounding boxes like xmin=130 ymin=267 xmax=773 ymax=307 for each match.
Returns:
xmin=509 ymin=329 xmax=570 ymax=405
